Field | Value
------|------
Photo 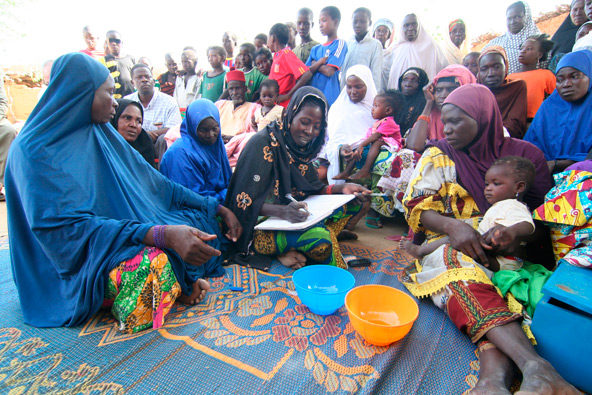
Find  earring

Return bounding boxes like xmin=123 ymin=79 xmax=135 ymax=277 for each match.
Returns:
xmin=516 ymin=192 xmax=519 ymax=198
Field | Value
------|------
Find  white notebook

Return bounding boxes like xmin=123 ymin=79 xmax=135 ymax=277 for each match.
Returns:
xmin=254 ymin=194 xmax=356 ymax=231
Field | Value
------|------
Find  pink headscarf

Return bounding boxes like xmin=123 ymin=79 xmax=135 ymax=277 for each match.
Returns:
xmin=428 ymin=65 xmax=476 ymax=140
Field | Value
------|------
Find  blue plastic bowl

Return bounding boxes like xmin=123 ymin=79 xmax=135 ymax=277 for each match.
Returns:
xmin=292 ymin=265 xmax=355 ymax=315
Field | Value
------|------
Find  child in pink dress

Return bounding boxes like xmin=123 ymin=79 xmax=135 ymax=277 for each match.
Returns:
xmin=335 ymin=90 xmax=404 ymax=180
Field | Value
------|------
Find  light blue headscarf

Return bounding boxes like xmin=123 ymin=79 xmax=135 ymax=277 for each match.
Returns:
xmin=160 ymin=99 xmax=232 ymax=202
xmin=6 ymin=53 xmax=224 ymax=328
xmin=524 ymin=50 xmax=592 ymax=162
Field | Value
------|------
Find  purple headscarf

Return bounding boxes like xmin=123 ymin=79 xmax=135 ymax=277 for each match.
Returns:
xmin=428 ymin=84 xmax=552 ymax=212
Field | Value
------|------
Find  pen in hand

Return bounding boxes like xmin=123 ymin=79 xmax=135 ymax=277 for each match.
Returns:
xmin=285 ymin=194 xmax=311 ymax=216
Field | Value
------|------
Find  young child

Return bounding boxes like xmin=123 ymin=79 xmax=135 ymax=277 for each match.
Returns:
xmin=293 ymin=8 xmax=320 ymax=64
xmin=268 ymin=23 xmax=312 ymax=108
xmin=199 ymin=46 xmax=227 ymax=102
xmin=254 ymin=47 xmax=273 ymax=76
xmin=306 ymin=6 xmax=348 ymax=106
xmin=334 ymin=90 xmax=404 ymax=180
xmin=341 ymin=7 xmax=384 ymax=91
xmin=402 ymin=156 xmax=537 ymax=272
xmin=252 ymin=79 xmax=284 ymax=131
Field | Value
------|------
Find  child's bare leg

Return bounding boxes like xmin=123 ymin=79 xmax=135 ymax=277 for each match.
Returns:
xmin=333 ymin=160 xmax=357 ymax=180
xmin=350 ymin=141 xmax=381 ymax=180
xmin=400 ymin=237 xmax=448 ymax=259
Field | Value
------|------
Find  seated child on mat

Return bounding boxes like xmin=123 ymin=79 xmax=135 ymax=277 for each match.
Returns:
xmin=402 ymin=156 xmax=536 ymax=272
xmin=252 ymin=79 xmax=284 ymax=131
xmin=335 ymin=89 xmax=404 ymax=181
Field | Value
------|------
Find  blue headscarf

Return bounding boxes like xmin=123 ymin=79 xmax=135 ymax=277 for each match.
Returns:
xmin=160 ymin=99 xmax=232 ymax=202
xmin=524 ymin=50 xmax=592 ymax=162
xmin=6 ymin=53 xmax=224 ymax=328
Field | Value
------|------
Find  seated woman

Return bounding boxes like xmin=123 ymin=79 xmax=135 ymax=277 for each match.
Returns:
xmin=549 ymin=0 xmax=589 ymax=61
xmin=477 ymin=46 xmax=528 ymax=138
xmin=6 ymin=53 xmax=241 ymax=334
xmin=321 ymin=65 xmax=377 ymax=185
xmin=405 ymin=64 xmax=476 ymax=152
xmin=373 ymin=65 xmax=476 ymax=221
xmin=525 ymin=50 xmax=592 ymax=174
xmin=160 ymin=99 xmax=232 ymax=203
xmin=225 ymin=87 xmax=368 ymax=269
xmin=111 ymin=99 xmax=156 ymax=168
xmin=402 ymin=83 xmax=577 ymax=394
xmin=508 ymin=34 xmax=556 ymax=122
xmin=395 ymin=67 xmax=429 ymax=135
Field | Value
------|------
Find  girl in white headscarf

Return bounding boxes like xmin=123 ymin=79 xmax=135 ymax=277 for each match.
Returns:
xmin=372 ymin=18 xmax=396 ymax=91
xmin=387 ymin=14 xmax=449 ymax=90
xmin=484 ymin=1 xmax=540 ymax=74
xmin=322 ymin=65 xmax=377 ymax=185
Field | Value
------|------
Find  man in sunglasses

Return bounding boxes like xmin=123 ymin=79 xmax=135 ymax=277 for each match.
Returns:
xmin=99 ymin=30 xmax=135 ymax=98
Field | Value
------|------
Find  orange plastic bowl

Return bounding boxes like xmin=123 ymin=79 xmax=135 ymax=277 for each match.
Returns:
xmin=345 ymin=285 xmax=419 ymax=346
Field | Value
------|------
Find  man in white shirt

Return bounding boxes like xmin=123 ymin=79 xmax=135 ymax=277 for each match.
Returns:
xmin=125 ymin=63 xmax=182 ymax=168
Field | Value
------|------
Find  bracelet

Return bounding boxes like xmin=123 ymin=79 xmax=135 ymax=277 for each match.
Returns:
xmin=418 ymin=115 xmax=430 ymax=123
xmin=153 ymin=225 xmax=167 ymax=249
xmin=552 ymin=159 xmax=558 ymax=173
xmin=326 ymin=184 xmax=334 ymax=195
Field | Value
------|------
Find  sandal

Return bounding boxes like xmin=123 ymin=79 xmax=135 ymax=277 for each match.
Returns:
xmin=365 ymin=216 xmax=383 ymax=229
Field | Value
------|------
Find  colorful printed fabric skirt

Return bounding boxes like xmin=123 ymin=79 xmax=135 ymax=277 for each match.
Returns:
xmin=104 ymin=247 xmax=181 ymax=334
xmin=400 ymin=244 xmax=521 ymax=343
xmin=347 ymin=146 xmax=420 ymax=217
xmin=253 ymin=203 xmax=360 ymax=269
xmin=534 ymin=170 xmax=592 ymax=268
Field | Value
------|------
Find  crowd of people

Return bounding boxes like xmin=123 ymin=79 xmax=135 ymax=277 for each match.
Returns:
xmin=3 ymin=2 xmax=592 ymax=393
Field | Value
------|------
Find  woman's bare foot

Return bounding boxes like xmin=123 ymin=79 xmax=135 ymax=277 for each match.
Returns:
xmin=400 ymin=239 xmax=424 ymax=259
xmin=177 ymin=278 xmax=211 ymax=305
xmin=278 ymin=250 xmax=306 ymax=270
xmin=469 ymin=378 xmax=512 ymax=395
xmin=349 ymin=169 xmax=371 ymax=180
xmin=337 ymin=229 xmax=358 ymax=241
xmin=332 ymin=171 xmax=350 ymax=180
xmin=516 ymin=359 xmax=579 ymax=395
xmin=470 ymin=346 xmax=515 ymax=395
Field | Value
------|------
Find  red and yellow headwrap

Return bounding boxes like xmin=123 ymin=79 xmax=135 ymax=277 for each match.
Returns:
xmin=449 ymin=19 xmax=465 ymax=33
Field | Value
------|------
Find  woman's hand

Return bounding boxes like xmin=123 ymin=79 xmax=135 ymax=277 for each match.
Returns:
xmin=340 ymin=183 xmax=371 ymax=202
xmin=164 ymin=225 xmax=221 ymax=266
xmin=481 ymin=224 xmax=523 ymax=257
xmin=340 ymin=144 xmax=355 ymax=162
xmin=282 ymin=202 xmax=310 ymax=223
xmin=218 ymin=206 xmax=243 ymax=242
xmin=423 ymin=83 xmax=435 ymax=103
xmin=446 ymin=221 xmax=491 ymax=265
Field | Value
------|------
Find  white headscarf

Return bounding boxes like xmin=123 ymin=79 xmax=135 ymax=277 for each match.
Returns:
xmin=443 ymin=19 xmax=469 ymax=65
xmin=483 ymin=1 xmax=540 ymax=74
xmin=324 ymin=65 xmax=377 ymax=185
xmin=387 ymin=14 xmax=449 ymax=89
xmin=373 ymin=18 xmax=396 ymax=90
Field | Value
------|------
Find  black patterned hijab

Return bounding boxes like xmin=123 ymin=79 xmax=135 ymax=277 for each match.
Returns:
xmin=225 ymin=87 xmax=328 ymax=253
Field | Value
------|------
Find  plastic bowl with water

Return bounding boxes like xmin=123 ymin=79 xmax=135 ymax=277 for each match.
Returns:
xmin=292 ymin=265 xmax=355 ymax=315
xmin=345 ymin=284 xmax=419 ymax=346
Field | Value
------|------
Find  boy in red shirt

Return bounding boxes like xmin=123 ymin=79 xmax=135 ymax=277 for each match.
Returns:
xmin=267 ymin=23 xmax=312 ymax=107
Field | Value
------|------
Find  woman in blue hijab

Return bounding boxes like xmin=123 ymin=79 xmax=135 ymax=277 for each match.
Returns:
xmin=160 ymin=99 xmax=232 ymax=202
xmin=5 ymin=53 xmax=241 ymax=333
xmin=524 ymin=50 xmax=592 ymax=174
